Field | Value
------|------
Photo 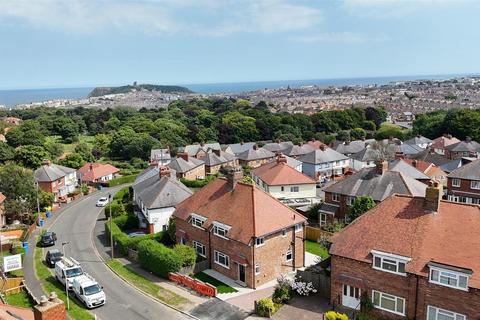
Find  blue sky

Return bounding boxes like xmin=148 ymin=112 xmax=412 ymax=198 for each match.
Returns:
xmin=0 ymin=0 xmax=479 ymax=89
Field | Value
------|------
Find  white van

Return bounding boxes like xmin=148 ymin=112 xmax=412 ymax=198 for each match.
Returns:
xmin=72 ymin=274 xmax=106 ymax=308
xmin=54 ymin=257 xmax=84 ymax=290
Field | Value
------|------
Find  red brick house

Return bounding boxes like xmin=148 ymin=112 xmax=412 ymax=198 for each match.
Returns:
xmin=0 ymin=192 xmax=6 ymax=228
xmin=173 ymin=167 xmax=306 ymax=289
xmin=329 ymin=183 xmax=480 ymax=319
xmin=446 ymin=158 xmax=480 ymax=204
xmin=34 ymin=160 xmax=77 ymax=202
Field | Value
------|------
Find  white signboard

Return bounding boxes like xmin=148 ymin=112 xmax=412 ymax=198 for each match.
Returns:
xmin=3 ymin=254 xmax=22 ymax=273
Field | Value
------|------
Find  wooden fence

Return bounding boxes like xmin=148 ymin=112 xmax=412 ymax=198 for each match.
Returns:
xmin=193 ymin=260 xmax=209 ymax=274
xmin=297 ymin=270 xmax=331 ymax=299
xmin=305 ymin=226 xmax=333 ymax=242
xmin=1 ymin=278 xmax=25 ymax=296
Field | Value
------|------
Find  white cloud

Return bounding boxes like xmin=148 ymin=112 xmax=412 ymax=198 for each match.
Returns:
xmin=0 ymin=0 xmax=322 ymax=36
xmin=291 ymin=32 xmax=387 ymax=44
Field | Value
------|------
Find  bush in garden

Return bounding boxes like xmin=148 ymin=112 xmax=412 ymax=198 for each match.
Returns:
xmin=173 ymin=244 xmax=196 ymax=268
xmin=256 ymin=298 xmax=275 ymax=317
xmin=112 ymin=213 xmax=139 ymax=231
xmin=290 ymin=279 xmax=317 ymax=296
xmin=137 ymin=240 xmax=183 ymax=278
xmin=104 ymin=201 xmax=126 ymax=218
xmin=272 ymin=276 xmax=293 ymax=304
xmin=325 ymin=311 xmax=349 ymax=320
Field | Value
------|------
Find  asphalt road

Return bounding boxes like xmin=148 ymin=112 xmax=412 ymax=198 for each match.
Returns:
xmin=46 ymin=187 xmax=191 ymax=320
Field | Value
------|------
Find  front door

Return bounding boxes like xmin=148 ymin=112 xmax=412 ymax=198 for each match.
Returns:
xmin=238 ymin=264 xmax=246 ymax=284
xmin=342 ymin=284 xmax=361 ymax=310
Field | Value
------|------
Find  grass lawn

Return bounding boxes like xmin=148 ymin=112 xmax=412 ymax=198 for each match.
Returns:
xmin=46 ymin=135 xmax=95 ymax=155
xmin=106 ymin=259 xmax=188 ymax=307
xmin=34 ymin=241 xmax=94 ymax=320
xmin=5 ymin=291 xmax=35 ymax=308
xmin=305 ymin=240 xmax=330 ymax=260
xmin=193 ymin=272 xmax=237 ymax=294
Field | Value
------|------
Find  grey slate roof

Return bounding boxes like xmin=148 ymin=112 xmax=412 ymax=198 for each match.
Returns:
xmin=178 ymin=143 xmax=221 ymax=157
xmin=447 ymin=159 xmax=480 ymax=180
xmin=404 ymin=135 xmax=432 ymax=146
xmin=133 ymin=173 xmax=193 ymax=209
xmin=409 ymin=149 xmax=450 ymax=166
xmin=283 ymin=144 xmax=314 ymax=157
xmin=350 ymin=148 xmax=381 ymax=162
xmin=446 ymin=140 xmax=480 ymax=153
xmin=325 ymin=168 xmax=427 ymax=202
xmin=284 ymin=155 xmax=303 ymax=169
xmin=262 ymin=141 xmax=294 ymax=153
xmin=396 ymin=143 xmax=425 ymax=156
xmin=237 ymin=147 xmax=275 ymax=161
xmin=389 ymin=159 xmax=430 ymax=180
xmin=319 ymin=202 xmax=339 ymax=214
xmin=335 ymin=140 xmax=371 ymax=155
xmin=299 ymin=148 xmax=349 ymax=165
xmin=168 ymin=157 xmax=204 ymax=173
xmin=150 ymin=149 xmax=171 ymax=161
xmin=34 ymin=163 xmax=76 ymax=182
xmin=223 ymin=142 xmax=257 ymax=155
xmin=440 ymin=159 xmax=463 ymax=173
xmin=203 ymin=151 xmax=236 ymax=166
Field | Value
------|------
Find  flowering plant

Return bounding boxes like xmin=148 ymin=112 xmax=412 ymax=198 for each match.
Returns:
xmin=290 ymin=279 xmax=317 ymax=296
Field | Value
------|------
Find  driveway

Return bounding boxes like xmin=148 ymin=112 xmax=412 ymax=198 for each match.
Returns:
xmin=272 ymin=294 xmax=329 ymax=320
xmin=44 ymin=187 xmax=192 ymax=320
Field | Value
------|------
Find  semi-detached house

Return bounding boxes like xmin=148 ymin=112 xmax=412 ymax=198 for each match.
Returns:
xmin=299 ymin=145 xmax=349 ymax=181
xmin=329 ymin=182 xmax=480 ymax=320
xmin=446 ymin=158 xmax=480 ymax=204
xmin=34 ymin=160 xmax=77 ymax=201
xmin=173 ymin=167 xmax=306 ymax=289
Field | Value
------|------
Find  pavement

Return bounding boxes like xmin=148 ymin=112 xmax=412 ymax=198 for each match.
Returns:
xmin=24 ymin=186 xmax=193 ymax=320
xmin=271 ymin=295 xmax=328 ymax=320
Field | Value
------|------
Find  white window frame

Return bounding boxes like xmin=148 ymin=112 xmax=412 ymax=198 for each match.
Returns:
xmin=372 ymin=290 xmax=406 ymax=316
xmin=332 ymin=193 xmax=340 ymax=202
xmin=285 ymin=249 xmax=293 ymax=262
xmin=180 ymin=237 xmax=186 ymax=245
xmin=212 ymin=222 xmax=231 ymax=240
xmin=452 ymin=178 xmax=461 ymax=187
xmin=190 ymin=213 xmax=207 ymax=229
xmin=255 ymin=263 xmax=261 ymax=275
xmin=255 ymin=237 xmax=265 ymax=247
xmin=295 ymin=223 xmax=303 ymax=233
xmin=320 ymin=213 xmax=327 ymax=226
xmin=192 ymin=241 xmax=206 ymax=258
xmin=346 ymin=196 xmax=355 ymax=206
xmin=427 ymin=306 xmax=466 ymax=320
xmin=429 ymin=267 xmax=469 ymax=291
xmin=290 ymin=186 xmax=299 ymax=192
xmin=213 ymin=250 xmax=230 ymax=269
xmin=371 ymin=250 xmax=410 ymax=276
xmin=470 ymin=180 xmax=480 ymax=190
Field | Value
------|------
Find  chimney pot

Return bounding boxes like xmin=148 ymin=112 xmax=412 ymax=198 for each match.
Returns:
xmin=177 ymin=152 xmax=189 ymax=161
xmin=49 ymin=292 xmax=58 ymax=301
xmin=319 ymin=144 xmax=326 ymax=151
xmin=226 ymin=166 xmax=243 ymax=191
xmin=40 ymin=296 xmax=48 ymax=306
xmin=277 ymin=154 xmax=287 ymax=164
xmin=159 ymin=166 xmax=171 ymax=178
xmin=375 ymin=160 xmax=388 ymax=175
xmin=424 ymin=180 xmax=442 ymax=212
xmin=42 ymin=159 xmax=51 ymax=166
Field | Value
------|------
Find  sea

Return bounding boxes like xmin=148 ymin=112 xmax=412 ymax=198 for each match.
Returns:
xmin=0 ymin=73 xmax=477 ymax=107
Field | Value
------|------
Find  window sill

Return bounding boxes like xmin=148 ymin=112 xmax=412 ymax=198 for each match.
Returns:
xmin=214 ymin=261 xmax=230 ymax=269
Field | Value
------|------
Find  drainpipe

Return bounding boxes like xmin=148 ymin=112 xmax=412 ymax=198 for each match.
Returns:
xmin=292 ymin=227 xmax=296 ymax=271
xmin=208 ymin=228 xmax=212 ymax=269
xmin=252 ymin=239 xmax=256 ymax=289
xmin=413 ymin=274 xmax=419 ymax=320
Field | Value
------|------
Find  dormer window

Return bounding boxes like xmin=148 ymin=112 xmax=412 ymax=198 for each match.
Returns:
xmin=190 ymin=213 xmax=207 ymax=229
xmin=371 ymin=250 xmax=410 ymax=276
xmin=212 ymin=221 xmax=231 ymax=239
xmin=429 ymin=263 xmax=470 ymax=291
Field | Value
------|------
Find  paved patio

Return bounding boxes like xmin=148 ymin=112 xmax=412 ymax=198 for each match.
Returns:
xmin=272 ymin=294 xmax=330 ymax=320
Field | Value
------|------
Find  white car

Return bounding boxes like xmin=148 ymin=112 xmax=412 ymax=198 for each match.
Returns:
xmin=96 ymin=197 xmax=109 ymax=207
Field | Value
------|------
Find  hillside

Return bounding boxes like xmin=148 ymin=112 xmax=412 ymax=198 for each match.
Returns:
xmin=88 ymin=84 xmax=193 ymax=97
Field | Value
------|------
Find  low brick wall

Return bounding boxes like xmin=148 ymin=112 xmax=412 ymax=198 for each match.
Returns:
xmin=168 ymin=272 xmax=216 ymax=297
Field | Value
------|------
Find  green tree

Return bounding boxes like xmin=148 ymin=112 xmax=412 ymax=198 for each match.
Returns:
xmin=74 ymin=142 xmax=94 ymax=162
xmin=0 ymin=142 xmax=15 ymax=163
xmin=0 ymin=163 xmax=37 ymax=223
xmin=412 ymin=111 xmax=447 ymax=139
xmin=350 ymin=128 xmax=366 ymax=140
xmin=110 ymin=127 xmax=159 ymax=160
xmin=5 ymin=125 xmax=45 ymax=147
xmin=44 ymin=141 xmax=64 ymax=159
xmin=347 ymin=196 xmax=376 ymax=222
xmin=92 ymin=133 xmax=111 ymax=159
xmin=14 ymin=145 xmax=50 ymax=169
xmin=53 ymin=117 xmax=79 ymax=143
xmin=58 ymin=153 xmax=86 ymax=169
xmin=365 ymin=107 xmax=387 ymax=128
xmin=150 ymin=118 xmax=189 ymax=148
xmin=221 ymin=111 xmax=259 ymax=142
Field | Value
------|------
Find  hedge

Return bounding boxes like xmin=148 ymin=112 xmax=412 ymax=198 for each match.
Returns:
xmin=108 ymin=174 xmax=138 ymax=187
xmin=137 ymin=241 xmax=196 ymax=278
xmin=180 ymin=175 xmax=217 ymax=188
xmin=113 ymin=214 xmax=139 ymax=231
xmin=105 ymin=219 xmax=155 ymax=255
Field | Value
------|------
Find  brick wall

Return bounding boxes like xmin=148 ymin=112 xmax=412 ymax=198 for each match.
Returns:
xmin=331 ymin=255 xmax=480 ymax=319
xmin=324 ymin=192 xmax=349 ymax=220
xmin=180 ymin=165 xmax=206 ymax=180
xmin=447 ymin=177 xmax=480 ymax=200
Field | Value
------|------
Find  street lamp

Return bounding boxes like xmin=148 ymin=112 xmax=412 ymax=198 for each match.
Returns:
xmin=108 ymin=194 xmax=114 ymax=259
xmin=61 ymin=241 xmax=70 ymax=310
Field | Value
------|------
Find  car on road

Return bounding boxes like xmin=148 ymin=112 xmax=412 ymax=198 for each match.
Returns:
xmin=96 ymin=197 xmax=109 ymax=207
xmin=97 ymin=197 xmax=108 ymax=207
xmin=40 ymin=231 xmax=57 ymax=247
xmin=45 ymin=249 xmax=63 ymax=268
xmin=72 ymin=274 xmax=106 ymax=308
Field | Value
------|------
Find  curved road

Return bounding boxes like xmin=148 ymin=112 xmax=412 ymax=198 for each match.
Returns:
xmin=46 ymin=188 xmax=190 ymax=320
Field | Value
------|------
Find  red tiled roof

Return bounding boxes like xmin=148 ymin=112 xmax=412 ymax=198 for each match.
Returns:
xmin=173 ymin=178 xmax=306 ymax=245
xmin=77 ymin=163 xmax=119 ymax=182
xmin=330 ymin=195 xmax=480 ymax=289
xmin=402 ymin=158 xmax=432 ymax=173
xmin=252 ymin=160 xmax=315 ymax=186
xmin=0 ymin=192 xmax=5 ymax=203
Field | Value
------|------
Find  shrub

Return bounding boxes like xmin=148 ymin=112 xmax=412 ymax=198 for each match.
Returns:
xmin=112 ymin=213 xmax=139 ymax=231
xmin=137 ymin=240 xmax=183 ymax=278
xmin=107 ymin=174 xmax=138 ymax=187
xmin=104 ymin=202 xmax=126 ymax=218
xmin=180 ymin=175 xmax=216 ymax=188
xmin=173 ymin=245 xmax=196 ymax=268
xmin=272 ymin=276 xmax=293 ymax=304
xmin=325 ymin=311 xmax=349 ymax=320
xmin=256 ymin=298 xmax=275 ymax=317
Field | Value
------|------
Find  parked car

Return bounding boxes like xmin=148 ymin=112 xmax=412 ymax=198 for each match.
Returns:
xmin=40 ymin=232 xmax=57 ymax=247
xmin=55 ymin=257 xmax=84 ymax=290
xmin=96 ymin=197 xmax=109 ymax=207
xmin=45 ymin=249 xmax=63 ymax=268
xmin=72 ymin=274 xmax=106 ymax=308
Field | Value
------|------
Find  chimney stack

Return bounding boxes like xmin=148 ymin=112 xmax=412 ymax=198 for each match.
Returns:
xmin=375 ymin=160 xmax=388 ymax=175
xmin=213 ymin=148 xmax=221 ymax=157
xmin=42 ymin=159 xmax=51 ymax=166
xmin=89 ymin=163 xmax=93 ymax=171
xmin=319 ymin=144 xmax=326 ymax=151
xmin=424 ymin=181 xmax=442 ymax=212
xmin=159 ymin=166 xmax=171 ymax=178
xmin=226 ymin=166 xmax=243 ymax=191
xmin=412 ymin=160 xmax=417 ymax=168
xmin=277 ymin=154 xmax=287 ymax=164
xmin=33 ymin=292 xmax=67 ymax=320
xmin=177 ymin=152 xmax=189 ymax=161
